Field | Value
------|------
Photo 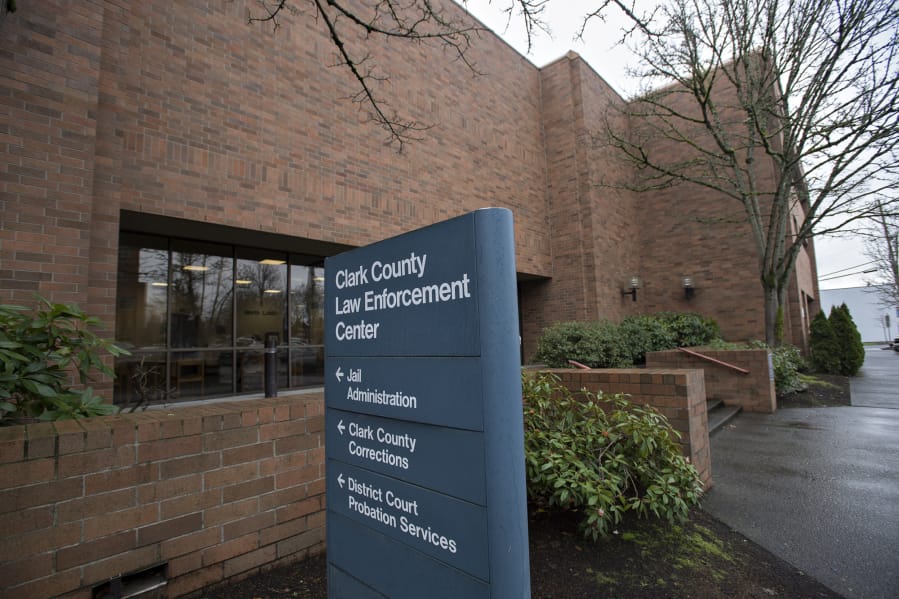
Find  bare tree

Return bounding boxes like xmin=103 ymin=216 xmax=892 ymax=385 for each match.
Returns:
xmin=243 ymin=0 xmax=651 ymax=149
xmin=245 ymin=0 xmax=487 ymax=150
xmin=863 ymin=199 xmax=899 ymax=309
xmin=598 ymin=0 xmax=899 ymax=345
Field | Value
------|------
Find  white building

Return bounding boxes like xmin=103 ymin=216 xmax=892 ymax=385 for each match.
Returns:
xmin=819 ymin=286 xmax=898 ymax=343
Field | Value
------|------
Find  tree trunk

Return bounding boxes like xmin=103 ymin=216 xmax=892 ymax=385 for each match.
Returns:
xmin=763 ymin=285 xmax=780 ymax=347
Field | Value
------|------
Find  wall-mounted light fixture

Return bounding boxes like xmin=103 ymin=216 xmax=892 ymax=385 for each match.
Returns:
xmin=682 ymin=276 xmax=696 ymax=299
xmin=621 ymin=276 xmax=642 ymax=302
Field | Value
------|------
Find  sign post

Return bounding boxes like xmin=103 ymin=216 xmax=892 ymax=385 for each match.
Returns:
xmin=325 ymin=209 xmax=530 ymax=598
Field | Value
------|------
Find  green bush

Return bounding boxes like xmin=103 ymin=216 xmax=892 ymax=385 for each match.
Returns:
xmin=522 ymin=372 xmax=703 ymax=540
xmin=534 ymin=313 xmax=722 ymax=368
xmin=0 ymin=298 xmax=129 ymax=424
xmin=533 ymin=321 xmax=631 ymax=368
xmin=829 ymin=304 xmax=865 ymax=376
xmin=618 ymin=315 xmax=677 ymax=364
xmin=770 ymin=345 xmax=807 ymax=394
xmin=809 ymin=311 xmax=840 ymax=374
xmin=652 ymin=312 xmax=722 ymax=348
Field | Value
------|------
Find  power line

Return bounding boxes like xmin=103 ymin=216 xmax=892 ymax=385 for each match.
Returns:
xmin=819 ymin=268 xmax=878 ymax=282
xmin=818 ymin=261 xmax=875 ymax=277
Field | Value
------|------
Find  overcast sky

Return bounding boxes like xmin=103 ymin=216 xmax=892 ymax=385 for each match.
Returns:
xmin=459 ymin=0 xmax=873 ymax=291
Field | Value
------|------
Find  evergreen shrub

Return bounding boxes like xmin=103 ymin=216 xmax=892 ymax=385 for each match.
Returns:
xmin=809 ymin=311 xmax=840 ymax=374
xmin=829 ymin=304 xmax=865 ymax=376
xmin=0 ymin=298 xmax=129 ymax=423
xmin=618 ymin=315 xmax=677 ymax=364
xmin=522 ymin=372 xmax=703 ymax=540
xmin=533 ymin=313 xmax=722 ymax=368
xmin=533 ymin=321 xmax=631 ymax=368
xmin=652 ymin=312 xmax=721 ymax=348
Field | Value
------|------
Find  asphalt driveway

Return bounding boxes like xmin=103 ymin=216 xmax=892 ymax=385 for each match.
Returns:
xmin=701 ymin=347 xmax=899 ymax=599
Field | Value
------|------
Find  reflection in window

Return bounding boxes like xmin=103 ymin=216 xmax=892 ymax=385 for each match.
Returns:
xmin=170 ymin=240 xmax=233 ymax=348
xmin=114 ymin=234 xmax=325 ymax=406
xmin=290 ymin=259 xmax=325 ymax=386
xmin=236 ymin=248 xmax=287 ymax=348
xmin=114 ymin=352 xmax=167 ymax=413
xmin=116 ymin=233 xmax=168 ymax=349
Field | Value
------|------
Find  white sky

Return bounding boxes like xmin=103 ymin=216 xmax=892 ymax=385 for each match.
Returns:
xmin=460 ymin=0 xmax=873 ymax=291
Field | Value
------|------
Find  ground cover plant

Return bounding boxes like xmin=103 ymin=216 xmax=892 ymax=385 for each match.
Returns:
xmin=521 ymin=372 xmax=704 ymax=540
xmin=0 ymin=298 xmax=128 ymax=423
xmin=769 ymin=344 xmax=808 ymax=395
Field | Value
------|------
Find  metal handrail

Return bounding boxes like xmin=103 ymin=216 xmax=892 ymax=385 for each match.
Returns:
xmin=677 ymin=347 xmax=750 ymax=375
xmin=567 ymin=359 xmax=591 ymax=370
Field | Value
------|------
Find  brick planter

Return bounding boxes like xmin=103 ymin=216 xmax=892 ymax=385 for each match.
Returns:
xmin=0 ymin=395 xmax=325 ymax=599
xmin=647 ymin=348 xmax=776 ymax=413
xmin=537 ymin=368 xmax=712 ymax=490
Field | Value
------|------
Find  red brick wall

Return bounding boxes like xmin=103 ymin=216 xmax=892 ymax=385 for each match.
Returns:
xmin=632 ymin=78 xmax=817 ymax=347
xmin=0 ymin=1 xmax=105 ymax=309
xmin=1 ymin=1 xmax=816 ymax=365
xmin=1 ymin=0 xmax=552 ymax=342
xmin=542 ymin=368 xmax=712 ymax=490
xmin=646 ymin=349 xmax=776 ymax=413
xmin=633 ymin=77 xmax=772 ymax=342
xmin=576 ymin=59 xmax=643 ymax=323
xmin=520 ymin=54 xmax=643 ymax=360
xmin=0 ymin=395 xmax=325 ymax=598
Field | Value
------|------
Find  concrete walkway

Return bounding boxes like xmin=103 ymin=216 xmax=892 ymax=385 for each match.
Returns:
xmin=702 ymin=347 xmax=899 ymax=599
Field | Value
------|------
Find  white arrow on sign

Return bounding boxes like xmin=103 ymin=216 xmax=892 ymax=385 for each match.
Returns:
xmin=338 ymin=473 xmax=345 ymax=489
xmin=335 ymin=367 xmax=344 ymax=382
xmin=337 ymin=419 xmax=346 ymax=435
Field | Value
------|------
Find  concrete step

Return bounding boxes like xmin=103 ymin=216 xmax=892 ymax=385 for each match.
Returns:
xmin=707 ymin=398 xmax=724 ymax=412
xmin=708 ymin=403 xmax=741 ymax=434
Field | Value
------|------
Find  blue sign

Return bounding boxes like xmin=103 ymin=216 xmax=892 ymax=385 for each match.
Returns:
xmin=327 ymin=463 xmax=489 ymax=579
xmin=325 ymin=209 xmax=530 ymax=597
xmin=328 ymin=514 xmax=489 ymax=598
xmin=326 ymin=209 xmax=480 ymax=356
xmin=327 ymin=408 xmax=486 ymax=503
xmin=325 ymin=357 xmax=484 ymax=429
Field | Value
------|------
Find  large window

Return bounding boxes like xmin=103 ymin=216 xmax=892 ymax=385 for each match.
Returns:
xmin=114 ymin=233 xmax=325 ymax=407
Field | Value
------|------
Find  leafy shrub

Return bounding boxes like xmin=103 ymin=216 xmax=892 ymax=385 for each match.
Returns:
xmin=809 ymin=311 xmax=840 ymax=374
xmin=829 ymin=304 xmax=865 ymax=376
xmin=618 ymin=315 xmax=677 ymax=364
xmin=534 ymin=313 xmax=722 ymax=368
xmin=522 ymin=372 xmax=703 ymax=540
xmin=533 ymin=321 xmax=631 ymax=368
xmin=0 ymin=298 xmax=129 ymax=424
xmin=652 ymin=312 xmax=721 ymax=348
xmin=770 ymin=345 xmax=807 ymax=394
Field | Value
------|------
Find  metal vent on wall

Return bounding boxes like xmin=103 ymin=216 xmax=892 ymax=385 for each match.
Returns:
xmin=92 ymin=562 xmax=167 ymax=599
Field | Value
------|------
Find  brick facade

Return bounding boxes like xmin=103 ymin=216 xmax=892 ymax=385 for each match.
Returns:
xmin=1 ymin=0 xmax=818 ymax=364
xmin=0 ymin=394 xmax=325 ymax=598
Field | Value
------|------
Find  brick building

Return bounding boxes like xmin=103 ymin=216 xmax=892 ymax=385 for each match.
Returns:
xmin=0 ymin=0 xmax=819 ymax=406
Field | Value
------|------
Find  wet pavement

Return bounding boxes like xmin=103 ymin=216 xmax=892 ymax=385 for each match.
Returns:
xmin=850 ymin=346 xmax=899 ymax=409
xmin=702 ymin=347 xmax=899 ymax=599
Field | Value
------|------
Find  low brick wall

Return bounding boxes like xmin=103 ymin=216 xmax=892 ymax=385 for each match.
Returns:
xmin=539 ymin=368 xmax=711 ymax=490
xmin=646 ymin=349 xmax=775 ymax=413
xmin=0 ymin=394 xmax=326 ymax=599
